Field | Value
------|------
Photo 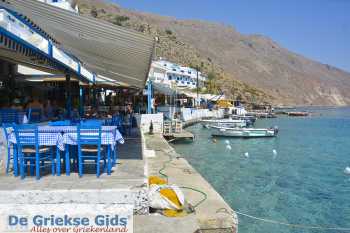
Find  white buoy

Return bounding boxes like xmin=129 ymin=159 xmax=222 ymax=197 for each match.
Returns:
xmin=226 ymin=145 xmax=232 ymax=150
xmin=244 ymin=152 xmax=249 ymax=158
xmin=225 ymin=140 xmax=230 ymax=145
xmin=273 ymin=149 xmax=277 ymax=155
xmin=344 ymin=167 xmax=350 ymax=175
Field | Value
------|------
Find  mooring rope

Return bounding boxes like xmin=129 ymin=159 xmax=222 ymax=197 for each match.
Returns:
xmin=216 ymin=208 xmax=350 ymax=231
xmin=155 ymin=148 xmax=208 ymax=208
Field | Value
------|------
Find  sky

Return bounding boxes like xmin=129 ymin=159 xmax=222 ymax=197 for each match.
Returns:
xmin=109 ymin=0 xmax=350 ymax=72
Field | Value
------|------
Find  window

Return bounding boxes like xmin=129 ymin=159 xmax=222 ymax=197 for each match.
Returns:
xmin=188 ymin=71 xmax=191 ymax=74
xmin=168 ymin=75 xmax=172 ymax=80
xmin=172 ymin=68 xmax=176 ymax=71
xmin=181 ymin=70 xmax=184 ymax=73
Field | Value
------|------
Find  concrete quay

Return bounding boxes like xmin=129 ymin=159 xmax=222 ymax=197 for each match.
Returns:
xmin=144 ymin=133 xmax=238 ymax=233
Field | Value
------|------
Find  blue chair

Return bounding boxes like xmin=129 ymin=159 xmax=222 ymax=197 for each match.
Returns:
xmin=77 ymin=123 xmax=109 ymax=177
xmin=2 ymin=123 xmax=18 ymax=175
xmin=48 ymin=120 xmax=71 ymax=126
xmin=0 ymin=109 xmax=19 ymax=124
xmin=13 ymin=124 xmax=55 ymax=180
xmin=111 ymin=116 xmax=122 ymax=127
xmin=114 ymin=116 xmax=126 ymax=135
xmin=48 ymin=120 xmax=71 ymax=176
xmin=27 ymin=108 xmax=42 ymax=123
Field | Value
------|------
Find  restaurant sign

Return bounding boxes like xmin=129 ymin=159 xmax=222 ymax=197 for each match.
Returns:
xmin=0 ymin=9 xmax=49 ymax=54
xmin=0 ymin=204 xmax=133 ymax=233
xmin=52 ymin=46 xmax=79 ymax=72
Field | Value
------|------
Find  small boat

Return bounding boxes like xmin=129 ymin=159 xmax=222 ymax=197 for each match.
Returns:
xmin=246 ymin=112 xmax=277 ymax=118
xmin=201 ymin=118 xmax=247 ymax=128
xmin=287 ymin=112 xmax=309 ymax=117
xmin=210 ymin=125 xmax=279 ymax=138
xmin=230 ymin=115 xmax=257 ymax=126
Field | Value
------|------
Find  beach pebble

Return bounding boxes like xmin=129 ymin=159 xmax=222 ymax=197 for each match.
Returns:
xmin=344 ymin=167 xmax=350 ymax=175
xmin=226 ymin=145 xmax=232 ymax=150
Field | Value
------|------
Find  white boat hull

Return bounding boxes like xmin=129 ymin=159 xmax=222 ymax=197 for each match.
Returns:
xmin=210 ymin=126 xmax=278 ymax=138
xmin=201 ymin=119 xmax=247 ymax=128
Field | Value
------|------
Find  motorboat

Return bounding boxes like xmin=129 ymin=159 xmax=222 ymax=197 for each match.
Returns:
xmin=230 ymin=115 xmax=256 ymax=126
xmin=287 ymin=112 xmax=309 ymax=117
xmin=201 ymin=118 xmax=247 ymax=128
xmin=210 ymin=125 xmax=279 ymax=138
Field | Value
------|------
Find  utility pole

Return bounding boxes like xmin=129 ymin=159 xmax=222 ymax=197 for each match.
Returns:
xmin=196 ymin=65 xmax=199 ymax=108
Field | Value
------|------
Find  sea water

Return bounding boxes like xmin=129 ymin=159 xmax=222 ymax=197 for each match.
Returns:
xmin=172 ymin=107 xmax=350 ymax=233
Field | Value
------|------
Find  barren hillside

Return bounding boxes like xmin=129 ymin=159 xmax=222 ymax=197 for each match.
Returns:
xmin=78 ymin=0 xmax=350 ymax=106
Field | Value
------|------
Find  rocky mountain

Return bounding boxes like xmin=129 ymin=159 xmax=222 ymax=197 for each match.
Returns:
xmin=77 ymin=0 xmax=350 ymax=106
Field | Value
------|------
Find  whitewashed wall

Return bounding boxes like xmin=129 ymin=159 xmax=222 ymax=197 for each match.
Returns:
xmin=0 ymin=130 xmax=6 ymax=174
xmin=181 ymin=108 xmax=224 ymax=122
xmin=140 ymin=113 xmax=164 ymax=134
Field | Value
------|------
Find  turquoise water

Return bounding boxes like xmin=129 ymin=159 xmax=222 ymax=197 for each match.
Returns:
xmin=172 ymin=107 xmax=350 ymax=233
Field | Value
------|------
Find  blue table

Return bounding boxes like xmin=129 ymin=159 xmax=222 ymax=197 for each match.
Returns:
xmin=7 ymin=125 xmax=124 ymax=176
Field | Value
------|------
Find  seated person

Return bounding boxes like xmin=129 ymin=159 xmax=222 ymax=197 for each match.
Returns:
xmin=28 ymin=97 xmax=43 ymax=110
xmin=43 ymin=100 xmax=54 ymax=120
xmin=10 ymin=98 xmax=23 ymax=110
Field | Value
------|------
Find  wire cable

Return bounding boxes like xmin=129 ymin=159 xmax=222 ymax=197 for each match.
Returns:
xmin=155 ymin=148 xmax=208 ymax=209
xmin=216 ymin=208 xmax=350 ymax=232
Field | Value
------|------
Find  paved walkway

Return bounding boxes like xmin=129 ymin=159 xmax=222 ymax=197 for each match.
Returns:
xmin=0 ymin=129 xmax=148 ymax=214
xmin=0 ymin=127 xmax=238 ymax=233
xmin=144 ymin=133 xmax=238 ymax=233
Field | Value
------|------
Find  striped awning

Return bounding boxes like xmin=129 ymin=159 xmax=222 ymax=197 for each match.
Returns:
xmin=0 ymin=0 xmax=155 ymax=88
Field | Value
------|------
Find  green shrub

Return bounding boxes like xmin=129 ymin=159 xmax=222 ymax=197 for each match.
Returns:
xmin=112 ymin=15 xmax=130 ymax=26
xmin=165 ymin=29 xmax=173 ymax=35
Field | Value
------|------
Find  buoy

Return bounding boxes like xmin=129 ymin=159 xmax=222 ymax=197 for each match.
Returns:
xmin=244 ymin=152 xmax=249 ymax=158
xmin=273 ymin=149 xmax=277 ymax=155
xmin=226 ymin=145 xmax=232 ymax=150
xmin=344 ymin=167 xmax=350 ymax=175
xmin=225 ymin=140 xmax=230 ymax=145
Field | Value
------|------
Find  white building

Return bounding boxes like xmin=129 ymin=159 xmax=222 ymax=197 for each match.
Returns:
xmin=36 ymin=0 xmax=79 ymax=13
xmin=148 ymin=59 xmax=207 ymax=89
